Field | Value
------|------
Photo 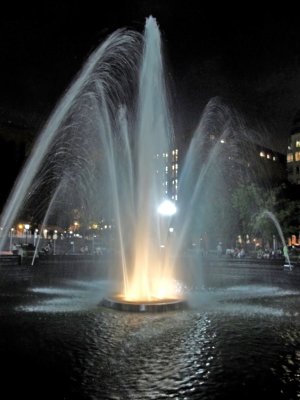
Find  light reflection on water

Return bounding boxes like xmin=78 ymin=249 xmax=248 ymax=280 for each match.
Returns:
xmin=17 ymin=281 xmax=300 ymax=318
xmin=0 ymin=262 xmax=300 ymax=399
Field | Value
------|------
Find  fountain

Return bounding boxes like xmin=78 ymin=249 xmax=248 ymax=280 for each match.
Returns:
xmin=261 ymin=210 xmax=294 ymax=271
xmin=0 ymin=17 xmax=191 ymax=312
xmin=1 ymin=17 xmax=300 ymax=399
xmin=1 ymin=16 xmax=290 ymax=313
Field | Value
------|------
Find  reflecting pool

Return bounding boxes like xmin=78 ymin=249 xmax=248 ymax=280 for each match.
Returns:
xmin=0 ymin=258 xmax=299 ymax=399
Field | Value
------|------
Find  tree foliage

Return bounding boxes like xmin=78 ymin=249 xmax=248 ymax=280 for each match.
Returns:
xmin=231 ymin=183 xmax=300 ymax=245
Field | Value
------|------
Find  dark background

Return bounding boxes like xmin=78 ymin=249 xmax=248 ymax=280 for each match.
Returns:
xmin=0 ymin=1 xmax=300 ymax=205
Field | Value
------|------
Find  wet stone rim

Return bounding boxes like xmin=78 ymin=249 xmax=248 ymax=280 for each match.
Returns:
xmin=101 ymin=296 xmax=188 ymax=312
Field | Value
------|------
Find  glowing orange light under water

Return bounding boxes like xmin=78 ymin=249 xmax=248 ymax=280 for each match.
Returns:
xmin=123 ymin=277 xmax=181 ymax=302
xmin=115 ymin=199 xmax=181 ymax=304
xmin=120 ymin=251 xmax=182 ymax=303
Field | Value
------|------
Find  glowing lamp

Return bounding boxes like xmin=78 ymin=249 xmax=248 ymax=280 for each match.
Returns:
xmin=157 ymin=200 xmax=177 ymax=216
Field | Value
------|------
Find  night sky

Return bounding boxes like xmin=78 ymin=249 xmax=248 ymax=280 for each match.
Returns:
xmin=1 ymin=1 xmax=300 ymax=153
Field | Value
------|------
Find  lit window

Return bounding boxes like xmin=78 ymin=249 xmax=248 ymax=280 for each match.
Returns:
xmin=295 ymin=152 xmax=300 ymax=161
xmin=273 ymin=156 xmax=276 ymax=161
xmin=220 ymin=139 xmax=225 ymax=144
xmin=296 ymin=141 xmax=300 ymax=148
xmin=260 ymin=151 xmax=265 ymax=157
xmin=267 ymin=154 xmax=271 ymax=159
xmin=287 ymin=153 xmax=293 ymax=163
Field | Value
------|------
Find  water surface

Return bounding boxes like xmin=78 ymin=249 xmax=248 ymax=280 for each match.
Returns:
xmin=0 ymin=258 xmax=299 ymax=399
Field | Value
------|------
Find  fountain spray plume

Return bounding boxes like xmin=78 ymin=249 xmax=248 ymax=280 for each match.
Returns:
xmin=0 ymin=16 xmax=184 ymax=309
xmin=123 ymin=16 xmax=177 ymax=301
xmin=261 ymin=210 xmax=293 ymax=270
xmin=0 ymin=28 xmax=142 ymax=250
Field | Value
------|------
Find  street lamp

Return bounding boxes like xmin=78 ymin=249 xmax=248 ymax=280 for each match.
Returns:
xmin=74 ymin=221 xmax=79 ymax=232
xmin=53 ymin=230 xmax=58 ymax=255
xmin=24 ymin=224 xmax=30 ymax=244
xmin=157 ymin=200 xmax=177 ymax=248
xmin=34 ymin=229 xmax=39 ymax=247
xmin=157 ymin=199 xmax=177 ymax=216
xmin=9 ymin=228 xmax=14 ymax=251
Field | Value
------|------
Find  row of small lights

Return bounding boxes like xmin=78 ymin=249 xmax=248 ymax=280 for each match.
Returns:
xmin=210 ymin=135 xmax=277 ymax=161
xmin=259 ymin=151 xmax=276 ymax=161
xmin=8 ymin=221 xmax=113 ymax=232
xmin=5 ymin=200 xmax=176 ymax=236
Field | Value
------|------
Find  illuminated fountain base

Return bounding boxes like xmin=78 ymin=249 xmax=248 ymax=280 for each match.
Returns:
xmin=101 ymin=295 xmax=188 ymax=312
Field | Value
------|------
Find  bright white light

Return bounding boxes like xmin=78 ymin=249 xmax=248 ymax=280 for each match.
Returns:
xmin=158 ymin=200 xmax=177 ymax=216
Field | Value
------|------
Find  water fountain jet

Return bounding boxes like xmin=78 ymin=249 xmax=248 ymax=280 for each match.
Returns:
xmin=0 ymin=16 xmax=189 ymax=311
xmin=261 ymin=211 xmax=294 ymax=271
xmin=0 ymin=17 xmax=265 ymax=312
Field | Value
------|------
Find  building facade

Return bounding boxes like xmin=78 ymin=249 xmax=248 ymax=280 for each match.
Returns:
xmin=156 ymin=148 xmax=179 ymax=203
xmin=287 ymin=131 xmax=300 ymax=185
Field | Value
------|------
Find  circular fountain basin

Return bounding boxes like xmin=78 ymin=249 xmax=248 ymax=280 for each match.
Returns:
xmin=101 ymin=295 xmax=188 ymax=312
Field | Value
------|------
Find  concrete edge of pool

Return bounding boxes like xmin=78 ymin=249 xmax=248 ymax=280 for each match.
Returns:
xmin=101 ymin=296 xmax=188 ymax=312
